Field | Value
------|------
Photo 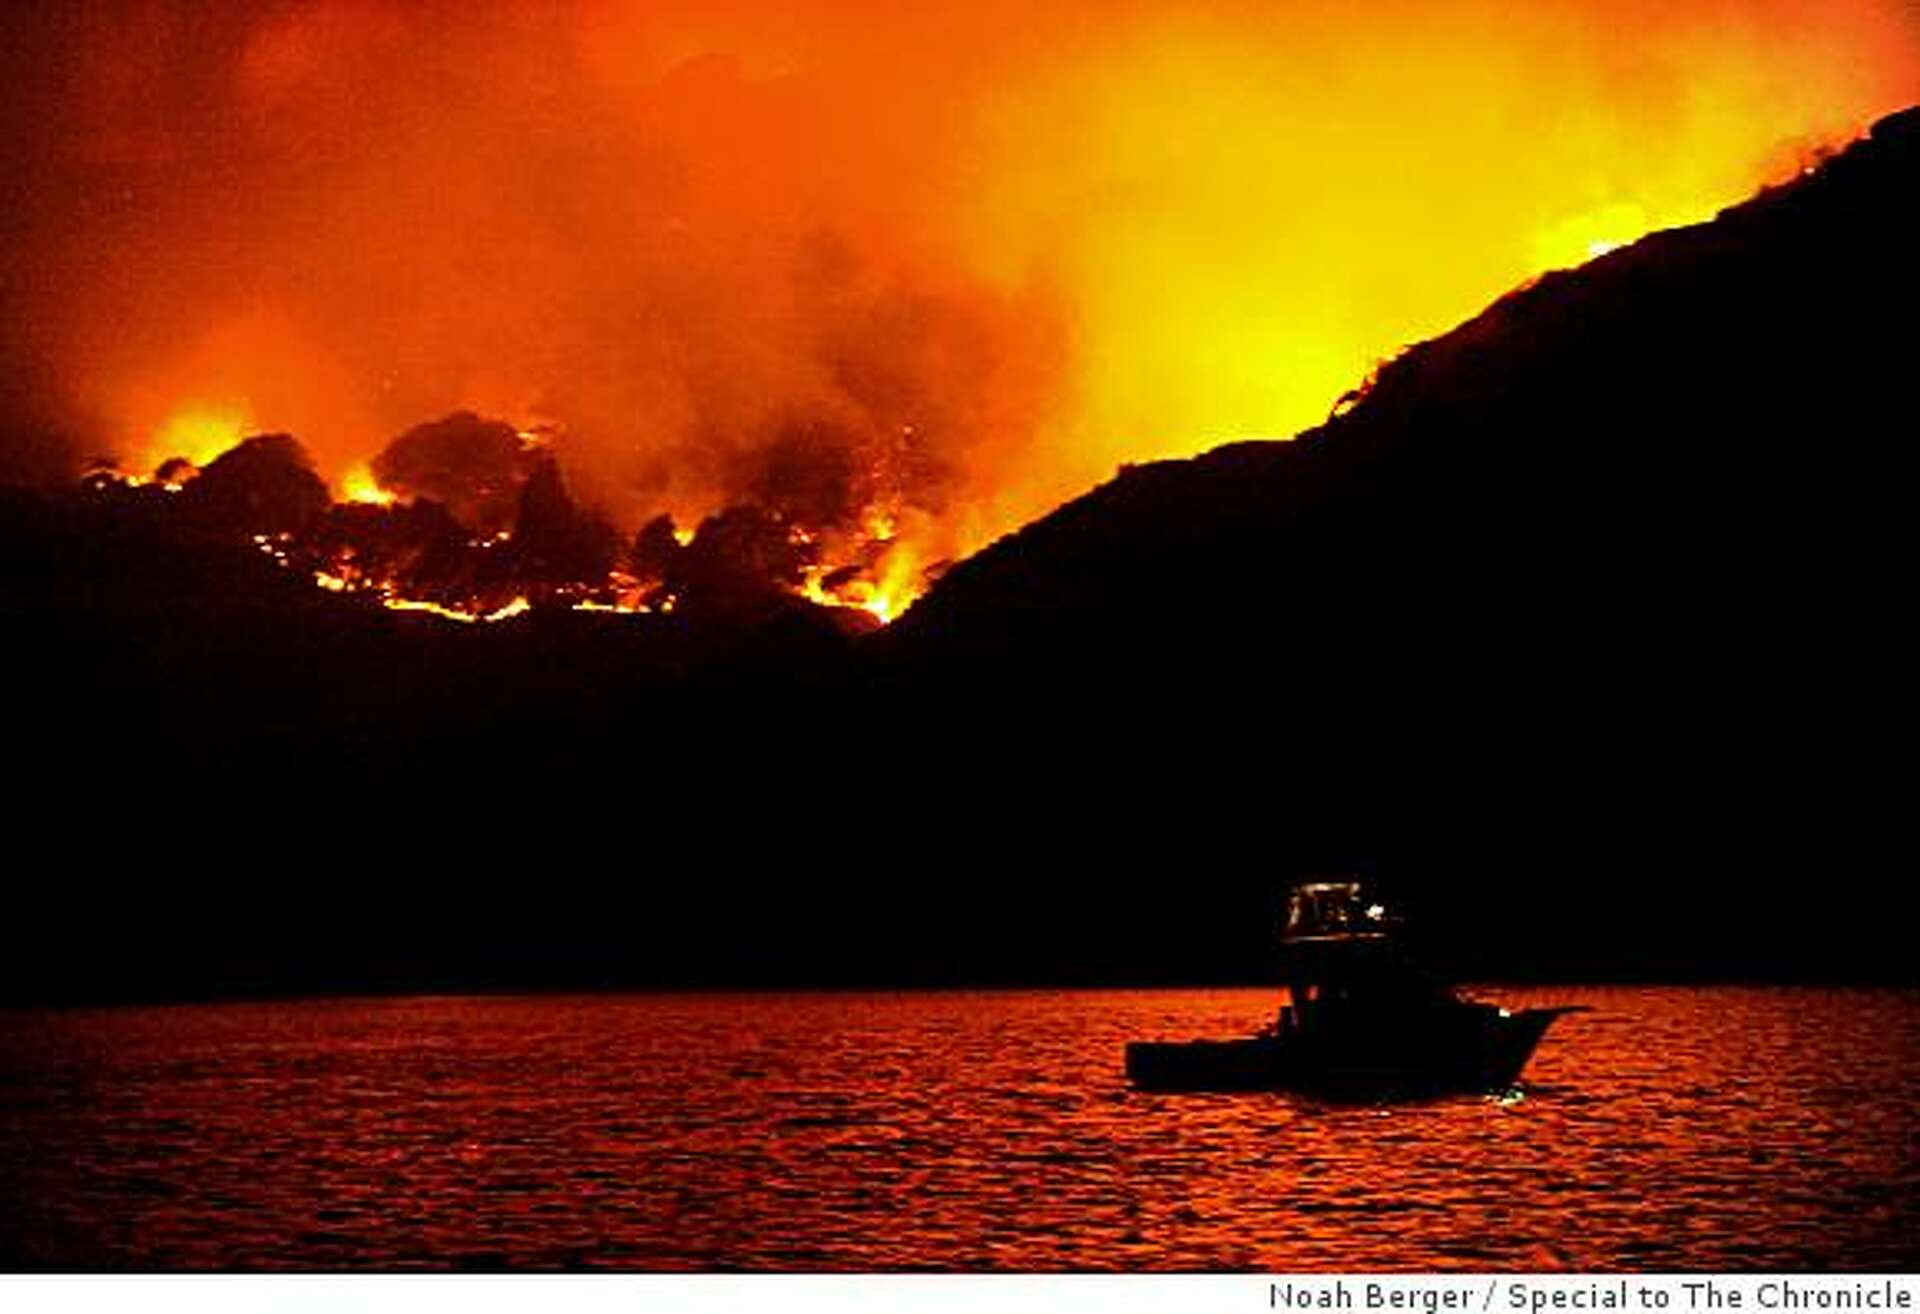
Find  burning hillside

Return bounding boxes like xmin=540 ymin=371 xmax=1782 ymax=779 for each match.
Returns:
xmin=18 ymin=101 xmax=1914 ymax=728
xmin=3 ymin=0 xmax=1916 ymax=594
xmin=83 ymin=412 xmax=926 ymax=625
xmin=877 ymin=105 xmax=1920 ymax=698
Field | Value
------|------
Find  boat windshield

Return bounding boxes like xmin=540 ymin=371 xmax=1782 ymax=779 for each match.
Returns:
xmin=1282 ymin=882 xmax=1391 ymax=942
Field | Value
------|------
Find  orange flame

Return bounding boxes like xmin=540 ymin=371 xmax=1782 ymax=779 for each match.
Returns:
xmin=17 ymin=1 xmax=1914 ymax=605
xmin=140 ymin=406 xmax=252 ymax=476
xmin=338 ymin=462 xmax=395 ymax=507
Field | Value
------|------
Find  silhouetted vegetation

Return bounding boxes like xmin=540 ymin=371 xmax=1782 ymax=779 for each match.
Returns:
xmin=180 ymin=434 xmax=331 ymax=538
xmin=372 ymin=411 xmax=537 ymax=533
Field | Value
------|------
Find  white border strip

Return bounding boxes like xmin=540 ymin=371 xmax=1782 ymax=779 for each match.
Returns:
xmin=0 ymin=1274 xmax=1913 ymax=1314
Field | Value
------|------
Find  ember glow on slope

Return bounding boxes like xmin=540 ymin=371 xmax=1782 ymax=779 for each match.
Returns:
xmin=3 ymin=0 xmax=1916 ymax=578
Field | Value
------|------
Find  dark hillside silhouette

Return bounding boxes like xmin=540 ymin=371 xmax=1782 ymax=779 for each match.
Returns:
xmin=856 ymin=107 xmax=1920 ymax=980
xmin=882 ymin=108 xmax=1918 ymax=696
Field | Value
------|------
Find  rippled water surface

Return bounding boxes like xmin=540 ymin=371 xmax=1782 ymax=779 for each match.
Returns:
xmin=2 ymin=987 xmax=1916 ymax=1269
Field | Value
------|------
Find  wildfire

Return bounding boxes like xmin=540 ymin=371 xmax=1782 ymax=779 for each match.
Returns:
xmin=339 ymin=463 xmax=395 ymax=506
xmin=313 ymin=565 xmax=537 ymax=624
xmin=866 ymin=556 xmax=924 ymax=624
xmin=22 ymin=0 xmax=1917 ymax=624
xmin=384 ymin=596 xmax=532 ymax=624
xmin=570 ymin=599 xmax=652 ymax=615
xmin=800 ymin=540 xmax=924 ymax=623
xmin=1531 ymin=202 xmax=1657 ymax=270
xmin=141 ymin=407 xmax=252 ymax=476
xmin=254 ymin=461 xmax=929 ymax=626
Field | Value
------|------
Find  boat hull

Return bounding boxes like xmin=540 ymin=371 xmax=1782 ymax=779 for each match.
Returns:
xmin=1124 ymin=1005 xmax=1573 ymax=1097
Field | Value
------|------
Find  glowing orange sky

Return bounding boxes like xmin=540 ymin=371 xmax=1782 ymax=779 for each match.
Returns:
xmin=4 ymin=0 xmax=1916 ymax=562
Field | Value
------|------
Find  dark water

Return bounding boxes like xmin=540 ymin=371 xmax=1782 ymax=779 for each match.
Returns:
xmin=2 ymin=987 xmax=1916 ymax=1269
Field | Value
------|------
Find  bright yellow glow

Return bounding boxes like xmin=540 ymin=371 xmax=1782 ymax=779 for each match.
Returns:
xmin=570 ymin=599 xmax=653 ymax=614
xmin=1531 ymin=201 xmax=1657 ymax=270
xmin=963 ymin=5 xmax=1910 ymax=491
xmin=797 ymin=536 xmax=924 ymax=623
xmin=339 ymin=462 xmax=395 ymax=506
xmin=863 ymin=545 xmax=922 ymax=623
xmin=141 ymin=406 xmax=252 ymax=474
xmin=382 ymin=595 xmax=531 ymax=623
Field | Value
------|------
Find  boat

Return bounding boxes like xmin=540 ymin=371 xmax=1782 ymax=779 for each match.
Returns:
xmin=1124 ymin=880 xmax=1582 ymax=1096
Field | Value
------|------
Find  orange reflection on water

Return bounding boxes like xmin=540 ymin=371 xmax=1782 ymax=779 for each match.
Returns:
xmin=1 ymin=987 xmax=1915 ymax=1269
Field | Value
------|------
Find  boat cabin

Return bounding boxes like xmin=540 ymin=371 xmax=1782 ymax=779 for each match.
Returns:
xmin=1281 ymin=881 xmax=1394 ymax=945
xmin=1275 ymin=881 xmax=1447 ymax=1033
